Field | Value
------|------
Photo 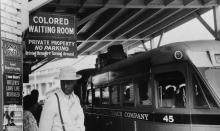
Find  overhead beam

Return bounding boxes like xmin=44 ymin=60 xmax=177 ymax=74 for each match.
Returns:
xmin=47 ymin=0 xmax=218 ymax=8
xmin=78 ymin=8 xmax=127 ymax=54
xmin=78 ymin=7 xmax=108 ymax=27
xmin=124 ymin=0 xmax=134 ymax=5
xmin=195 ymin=12 xmax=215 ymax=37
xmin=77 ymin=37 xmax=152 ymax=43
xmin=199 ymin=0 xmax=213 ymax=5
xmin=139 ymin=9 xmax=197 ymax=39
xmin=91 ymin=9 xmax=164 ymax=54
xmin=77 ymin=19 xmax=95 ymax=34
xmin=103 ymin=0 xmax=111 ymax=5
xmin=84 ymin=9 xmax=146 ymax=54
xmin=78 ymin=9 xmax=121 ymax=49
xmin=112 ymin=9 xmax=164 ymax=39
xmin=123 ymin=9 xmax=182 ymax=45
xmin=164 ymin=0 xmax=175 ymax=6
xmin=78 ymin=0 xmax=87 ymax=13
xmin=144 ymin=0 xmax=154 ymax=5
xmin=213 ymin=6 xmax=220 ymax=40
xmin=152 ymin=9 xmax=210 ymax=42
xmin=31 ymin=58 xmax=55 ymax=73
xmin=127 ymin=8 xmax=198 ymax=49
xmin=183 ymin=0 xmax=194 ymax=5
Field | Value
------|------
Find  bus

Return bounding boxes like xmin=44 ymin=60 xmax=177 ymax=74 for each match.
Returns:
xmin=81 ymin=40 xmax=220 ymax=131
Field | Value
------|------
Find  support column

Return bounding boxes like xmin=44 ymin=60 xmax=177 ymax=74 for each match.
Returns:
xmin=0 ymin=40 xmax=3 ymax=131
xmin=213 ymin=6 xmax=220 ymax=40
xmin=157 ymin=32 xmax=164 ymax=48
xmin=141 ymin=40 xmax=148 ymax=51
xmin=150 ymin=38 xmax=155 ymax=50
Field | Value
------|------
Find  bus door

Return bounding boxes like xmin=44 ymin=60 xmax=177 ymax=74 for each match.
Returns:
xmin=152 ymin=62 xmax=191 ymax=131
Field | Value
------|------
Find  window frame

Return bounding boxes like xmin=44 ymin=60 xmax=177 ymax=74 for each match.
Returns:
xmin=86 ymin=89 xmax=93 ymax=106
xmin=121 ymin=81 xmax=135 ymax=107
xmin=152 ymin=62 xmax=190 ymax=114
xmin=100 ymin=86 xmax=110 ymax=105
xmin=191 ymin=68 xmax=218 ymax=109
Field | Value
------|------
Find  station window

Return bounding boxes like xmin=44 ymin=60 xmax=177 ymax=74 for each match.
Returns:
xmin=155 ymin=71 xmax=186 ymax=108
xmin=101 ymin=87 xmax=110 ymax=104
xmin=192 ymin=74 xmax=218 ymax=108
xmin=136 ymin=78 xmax=152 ymax=106
xmin=110 ymin=85 xmax=120 ymax=105
xmin=93 ymin=88 xmax=101 ymax=106
xmin=122 ymin=82 xmax=134 ymax=106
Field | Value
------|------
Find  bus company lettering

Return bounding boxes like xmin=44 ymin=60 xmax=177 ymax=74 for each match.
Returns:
xmin=111 ymin=111 xmax=123 ymax=117
xmin=124 ymin=112 xmax=149 ymax=121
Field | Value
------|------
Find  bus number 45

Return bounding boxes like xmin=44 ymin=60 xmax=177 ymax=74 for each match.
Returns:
xmin=163 ymin=115 xmax=174 ymax=123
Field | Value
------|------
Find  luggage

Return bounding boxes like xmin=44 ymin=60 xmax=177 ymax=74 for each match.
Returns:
xmin=107 ymin=44 xmax=127 ymax=62
xmin=95 ymin=44 xmax=127 ymax=70
xmin=95 ymin=53 xmax=108 ymax=70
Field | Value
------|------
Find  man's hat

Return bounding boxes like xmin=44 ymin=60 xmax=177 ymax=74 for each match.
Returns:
xmin=58 ymin=66 xmax=82 ymax=80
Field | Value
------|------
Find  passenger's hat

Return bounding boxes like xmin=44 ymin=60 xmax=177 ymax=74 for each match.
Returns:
xmin=58 ymin=66 xmax=82 ymax=80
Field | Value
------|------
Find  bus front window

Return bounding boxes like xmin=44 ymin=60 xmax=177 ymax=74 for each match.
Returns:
xmin=155 ymin=71 xmax=186 ymax=108
xmin=192 ymin=70 xmax=218 ymax=108
xmin=202 ymin=68 xmax=220 ymax=104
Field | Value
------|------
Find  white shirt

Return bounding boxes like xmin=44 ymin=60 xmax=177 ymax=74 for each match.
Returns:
xmin=39 ymin=89 xmax=85 ymax=131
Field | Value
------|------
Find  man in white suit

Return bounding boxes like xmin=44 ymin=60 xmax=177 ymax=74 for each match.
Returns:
xmin=39 ymin=66 xmax=85 ymax=131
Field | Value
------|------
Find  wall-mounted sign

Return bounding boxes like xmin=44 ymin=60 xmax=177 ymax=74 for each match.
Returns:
xmin=4 ymin=60 xmax=22 ymax=74
xmin=2 ymin=40 xmax=22 ymax=60
xmin=3 ymin=73 xmax=22 ymax=105
xmin=3 ymin=105 xmax=23 ymax=130
xmin=25 ymin=37 xmax=77 ymax=58
xmin=26 ymin=13 xmax=77 ymax=58
xmin=2 ymin=39 xmax=23 ymax=131
xmin=28 ymin=13 xmax=76 ymax=39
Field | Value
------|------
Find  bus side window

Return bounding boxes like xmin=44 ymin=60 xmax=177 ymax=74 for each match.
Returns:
xmin=192 ymin=74 xmax=218 ymax=108
xmin=111 ymin=85 xmax=120 ymax=105
xmin=155 ymin=71 xmax=186 ymax=108
xmin=137 ymin=79 xmax=152 ymax=106
xmin=122 ymin=82 xmax=134 ymax=106
xmin=93 ymin=88 xmax=101 ymax=106
xmin=101 ymin=87 xmax=110 ymax=105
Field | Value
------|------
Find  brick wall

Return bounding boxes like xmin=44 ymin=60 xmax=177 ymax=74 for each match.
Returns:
xmin=1 ymin=0 xmax=22 ymax=42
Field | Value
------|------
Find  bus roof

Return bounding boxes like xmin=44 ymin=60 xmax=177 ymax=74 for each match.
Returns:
xmin=164 ymin=40 xmax=220 ymax=52
xmin=101 ymin=40 xmax=220 ymax=72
